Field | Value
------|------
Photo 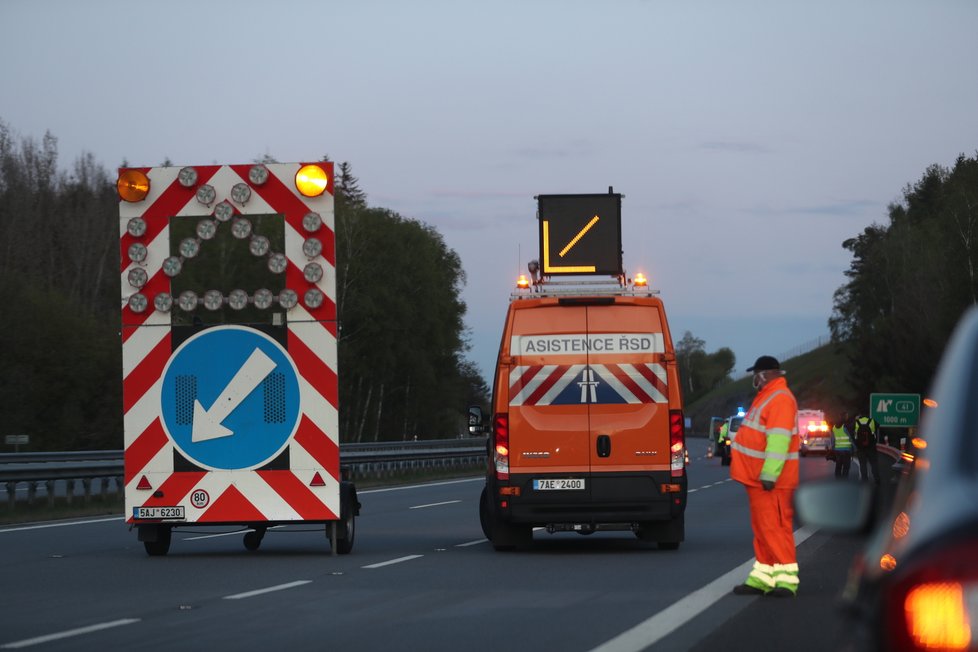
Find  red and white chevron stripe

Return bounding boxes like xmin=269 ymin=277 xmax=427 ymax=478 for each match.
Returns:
xmin=509 ymin=363 xmax=668 ymax=406
xmin=591 ymin=362 xmax=668 ymax=403
xmin=121 ymin=163 xmax=338 ymax=524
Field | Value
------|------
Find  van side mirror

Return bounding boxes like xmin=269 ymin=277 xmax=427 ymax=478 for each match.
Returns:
xmin=467 ymin=406 xmax=485 ymax=436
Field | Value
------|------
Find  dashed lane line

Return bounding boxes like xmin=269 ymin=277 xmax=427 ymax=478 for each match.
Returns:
xmin=455 ymin=538 xmax=488 ymax=547
xmin=0 ymin=516 xmax=124 ymax=533
xmin=358 ymin=477 xmax=482 ymax=494
xmin=410 ymin=500 xmax=462 ymax=509
xmin=184 ymin=525 xmax=284 ymax=541
xmin=223 ymin=580 xmax=312 ymax=600
xmin=1 ymin=619 xmax=140 ymax=649
xmin=362 ymin=554 xmax=424 ymax=569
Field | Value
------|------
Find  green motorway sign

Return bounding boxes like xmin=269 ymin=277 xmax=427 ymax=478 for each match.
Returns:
xmin=869 ymin=393 xmax=920 ymax=427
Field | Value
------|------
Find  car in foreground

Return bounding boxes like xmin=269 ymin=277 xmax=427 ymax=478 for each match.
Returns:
xmin=795 ymin=305 xmax=978 ymax=651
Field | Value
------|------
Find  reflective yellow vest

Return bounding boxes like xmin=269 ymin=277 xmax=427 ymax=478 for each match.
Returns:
xmin=832 ymin=425 xmax=852 ymax=451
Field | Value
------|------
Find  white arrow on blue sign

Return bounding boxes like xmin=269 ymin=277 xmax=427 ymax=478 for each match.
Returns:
xmin=160 ymin=326 xmax=301 ymax=471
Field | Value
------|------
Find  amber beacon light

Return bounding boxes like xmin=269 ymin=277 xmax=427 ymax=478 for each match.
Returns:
xmin=117 ymin=169 xmax=150 ymax=202
xmin=295 ymin=164 xmax=329 ymax=197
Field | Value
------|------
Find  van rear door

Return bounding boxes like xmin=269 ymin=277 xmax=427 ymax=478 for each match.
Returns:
xmin=585 ymin=302 xmax=671 ymax=501
xmin=507 ymin=305 xmax=591 ymax=501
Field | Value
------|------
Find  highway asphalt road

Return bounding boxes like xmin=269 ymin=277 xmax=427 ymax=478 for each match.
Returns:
xmin=0 ymin=450 xmax=871 ymax=651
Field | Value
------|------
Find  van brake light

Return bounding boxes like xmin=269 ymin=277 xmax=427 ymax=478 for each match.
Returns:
xmin=669 ymin=410 xmax=685 ymax=478
xmin=494 ymin=413 xmax=509 ymax=480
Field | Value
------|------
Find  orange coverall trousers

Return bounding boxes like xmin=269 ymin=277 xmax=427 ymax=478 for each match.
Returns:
xmin=746 ymin=486 xmax=797 ymax=565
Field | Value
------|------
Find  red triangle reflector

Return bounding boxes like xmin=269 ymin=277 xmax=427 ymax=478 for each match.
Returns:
xmin=136 ymin=476 xmax=153 ymax=491
xmin=310 ymin=472 xmax=326 ymax=487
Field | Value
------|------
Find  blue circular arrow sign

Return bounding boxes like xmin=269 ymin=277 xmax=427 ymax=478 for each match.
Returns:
xmin=160 ymin=326 xmax=301 ymax=471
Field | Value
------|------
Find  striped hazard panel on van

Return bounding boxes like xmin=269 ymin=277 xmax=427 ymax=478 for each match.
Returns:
xmin=509 ymin=364 xmax=668 ymax=406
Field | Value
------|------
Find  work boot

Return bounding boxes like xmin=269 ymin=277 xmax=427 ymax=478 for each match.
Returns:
xmin=732 ymin=584 xmax=765 ymax=596
xmin=765 ymin=587 xmax=796 ymax=598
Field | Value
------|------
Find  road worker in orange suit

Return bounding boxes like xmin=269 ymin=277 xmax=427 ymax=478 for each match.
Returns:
xmin=731 ymin=355 xmax=801 ymax=598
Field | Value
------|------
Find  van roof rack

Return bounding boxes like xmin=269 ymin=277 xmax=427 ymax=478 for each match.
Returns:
xmin=511 ymin=276 xmax=658 ymax=300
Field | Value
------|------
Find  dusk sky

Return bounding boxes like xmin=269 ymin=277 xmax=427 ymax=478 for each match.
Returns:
xmin=4 ymin=0 xmax=977 ymax=383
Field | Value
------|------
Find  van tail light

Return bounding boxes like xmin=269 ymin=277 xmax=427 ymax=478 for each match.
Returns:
xmin=884 ymin=539 xmax=978 ymax=651
xmin=494 ymin=413 xmax=510 ymax=480
xmin=669 ymin=410 xmax=685 ymax=478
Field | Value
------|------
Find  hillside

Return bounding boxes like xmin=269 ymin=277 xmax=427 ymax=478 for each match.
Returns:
xmin=685 ymin=343 xmax=856 ymax=438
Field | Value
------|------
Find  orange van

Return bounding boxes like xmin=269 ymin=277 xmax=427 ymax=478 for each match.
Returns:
xmin=476 ymin=278 xmax=687 ymax=550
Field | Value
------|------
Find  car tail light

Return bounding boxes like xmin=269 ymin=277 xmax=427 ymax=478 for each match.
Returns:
xmin=494 ymin=413 xmax=509 ymax=480
xmin=884 ymin=539 xmax=978 ymax=650
xmin=669 ymin=410 xmax=684 ymax=478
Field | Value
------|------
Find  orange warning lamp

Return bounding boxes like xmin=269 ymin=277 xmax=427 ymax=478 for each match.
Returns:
xmin=295 ymin=164 xmax=329 ymax=197
xmin=516 ymin=275 xmax=531 ymax=289
xmin=634 ymin=272 xmax=648 ymax=287
xmin=117 ymin=170 xmax=150 ymax=202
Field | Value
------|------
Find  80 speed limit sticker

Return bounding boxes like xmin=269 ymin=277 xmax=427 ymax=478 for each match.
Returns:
xmin=190 ymin=489 xmax=210 ymax=509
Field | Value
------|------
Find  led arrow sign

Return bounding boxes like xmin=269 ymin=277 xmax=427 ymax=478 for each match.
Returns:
xmin=537 ymin=193 xmax=623 ymax=276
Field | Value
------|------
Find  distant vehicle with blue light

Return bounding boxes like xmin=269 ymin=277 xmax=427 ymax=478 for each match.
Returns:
xmin=718 ymin=408 xmax=746 ymax=467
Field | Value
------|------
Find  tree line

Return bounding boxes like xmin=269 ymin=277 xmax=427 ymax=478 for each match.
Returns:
xmin=830 ymin=152 xmax=978 ymax=400
xmin=674 ymin=153 xmax=978 ymax=410
xmin=0 ymin=119 xmax=487 ymax=450
xmin=674 ymin=331 xmax=736 ymax=405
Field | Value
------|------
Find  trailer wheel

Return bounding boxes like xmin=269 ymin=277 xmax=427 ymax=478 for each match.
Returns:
xmin=243 ymin=528 xmax=265 ymax=552
xmin=143 ymin=525 xmax=171 ymax=556
xmin=332 ymin=482 xmax=358 ymax=555
xmin=335 ymin=510 xmax=355 ymax=554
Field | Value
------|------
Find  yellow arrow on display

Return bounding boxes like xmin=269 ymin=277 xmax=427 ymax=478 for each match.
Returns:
xmin=542 ymin=219 xmax=597 ymax=273
xmin=559 ymin=215 xmax=600 ymax=257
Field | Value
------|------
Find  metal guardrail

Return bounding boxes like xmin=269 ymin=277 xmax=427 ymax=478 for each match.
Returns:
xmin=0 ymin=439 xmax=488 ymax=508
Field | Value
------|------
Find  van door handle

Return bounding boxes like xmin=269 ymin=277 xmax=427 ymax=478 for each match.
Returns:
xmin=596 ymin=434 xmax=611 ymax=458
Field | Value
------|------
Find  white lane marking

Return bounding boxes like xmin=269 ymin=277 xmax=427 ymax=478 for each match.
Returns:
xmin=455 ymin=539 xmax=488 ymax=547
xmin=0 ymin=516 xmax=124 ymax=534
xmin=223 ymin=580 xmax=311 ymax=600
xmin=184 ymin=525 xmax=283 ymax=541
xmin=184 ymin=530 xmax=249 ymax=541
xmin=0 ymin=618 xmax=140 ymax=649
xmin=588 ymin=526 xmax=817 ymax=652
xmin=358 ymin=477 xmax=482 ymax=494
xmin=362 ymin=555 xmax=424 ymax=569
xmin=410 ymin=500 xmax=462 ymax=510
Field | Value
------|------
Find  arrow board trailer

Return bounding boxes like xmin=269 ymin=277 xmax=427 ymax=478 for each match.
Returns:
xmin=119 ymin=163 xmax=359 ymax=556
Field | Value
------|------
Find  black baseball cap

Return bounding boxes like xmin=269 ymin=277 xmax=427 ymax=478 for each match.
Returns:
xmin=747 ymin=355 xmax=780 ymax=373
